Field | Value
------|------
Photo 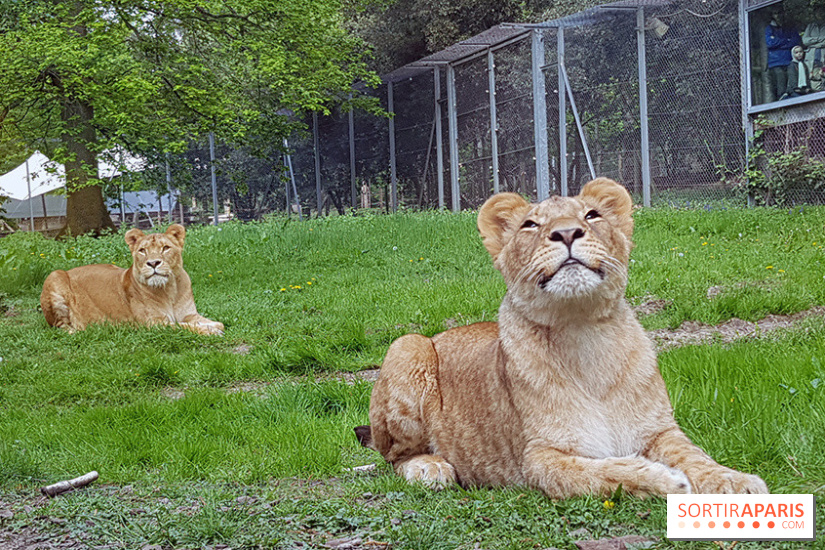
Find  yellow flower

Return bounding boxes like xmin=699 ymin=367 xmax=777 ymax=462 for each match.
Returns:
xmin=603 ymin=500 xmax=615 ymax=509
xmin=420 ymin=257 xmax=424 ymax=260
xmin=778 ymin=269 xmax=785 ymax=273
xmin=295 ymin=285 xmax=302 ymax=290
xmin=766 ymin=266 xmax=773 ymax=269
xmin=280 ymin=288 xmax=286 ymax=292
xmin=702 ymin=242 xmax=708 ymax=246
xmin=208 ymin=274 xmax=213 ymax=277
xmin=307 ymin=281 xmax=312 ymax=285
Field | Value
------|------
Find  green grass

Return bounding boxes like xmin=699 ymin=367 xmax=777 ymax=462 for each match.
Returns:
xmin=0 ymin=207 xmax=824 ymax=548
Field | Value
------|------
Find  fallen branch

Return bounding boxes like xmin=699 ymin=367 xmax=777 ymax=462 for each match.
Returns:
xmin=40 ymin=471 xmax=99 ymax=498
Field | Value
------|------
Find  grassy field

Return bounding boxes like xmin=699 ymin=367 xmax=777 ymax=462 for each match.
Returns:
xmin=0 ymin=206 xmax=824 ymax=549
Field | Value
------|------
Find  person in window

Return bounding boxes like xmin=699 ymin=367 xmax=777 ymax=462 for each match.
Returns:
xmin=802 ymin=6 xmax=825 ymax=91
xmin=766 ymin=7 xmax=801 ymax=102
xmin=783 ymin=45 xmax=813 ymax=98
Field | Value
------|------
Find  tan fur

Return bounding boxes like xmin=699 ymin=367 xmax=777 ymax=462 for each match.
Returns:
xmin=360 ymin=178 xmax=768 ymax=497
xmin=40 ymin=224 xmax=224 ymax=336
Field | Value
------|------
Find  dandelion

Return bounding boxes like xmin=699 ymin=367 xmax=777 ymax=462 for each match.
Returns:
xmin=604 ymin=500 xmax=615 ymax=509
xmin=702 ymin=242 xmax=708 ymax=246
xmin=766 ymin=266 xmax=773 ymax=270
xmin=280 ymin=288 xmax=286 ymax=292
xmin=208 ymin=274 xmax=213 ymax=277
xmin=420 ymin=257 xmax=424 ymax=261
xmin=778 ymin=269 xmax=785 ymax=273
xmin=306 ymin=281 xmax=312 ymax=285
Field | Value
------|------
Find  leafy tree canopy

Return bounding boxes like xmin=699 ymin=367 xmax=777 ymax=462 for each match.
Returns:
xmin=0 ymin=0 xmax=378 ymax=233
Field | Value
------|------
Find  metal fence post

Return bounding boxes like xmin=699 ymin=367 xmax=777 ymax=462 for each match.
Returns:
xmin=447 ymin=64 xmax=460 ymax=212
xmin=434 ymin=67 xmax=445 ymax=209
xmin=208 ymin=131 xmax=219 ymax=225
xmin=348 ymin=95 xmax=357 ymax=208
xmin=557 ymin=27 xmax=567 ymax=197
xmin=388 ymin=81 xmax=398 ymax=212
xmin=637 ymin=7 xmax=652 ymax=207
xmin=532 ymin=29 xmax=550 ymax=201
xmin=313 ymin=112 xmax=322 ymax=215
xmin=488 ymin=49 xmax=500 ymax=194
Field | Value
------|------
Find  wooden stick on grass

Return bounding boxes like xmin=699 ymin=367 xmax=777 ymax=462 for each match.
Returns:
xmin=40 ymin=471 xmax=99 ymax=498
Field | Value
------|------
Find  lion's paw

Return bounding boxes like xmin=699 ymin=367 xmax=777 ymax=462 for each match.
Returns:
xmin=397 ymin=455 xmax=456 ymax=491
xmin=645 ymin=462 xmax=692 ymax=495
xmin=693 ymin=469 xmax=768 ymax=494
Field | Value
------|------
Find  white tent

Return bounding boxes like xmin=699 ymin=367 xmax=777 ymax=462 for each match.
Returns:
xmin=0 ymin=151 xmax=64 ymax=201
xmin=0 ymin=149 xmax=147 ymax=201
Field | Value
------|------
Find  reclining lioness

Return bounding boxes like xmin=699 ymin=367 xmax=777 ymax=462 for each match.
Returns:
xmin=356 ymin=178 xmax=767 ymax=497
xmin=41 ymin=224 xmax=224 ymax=336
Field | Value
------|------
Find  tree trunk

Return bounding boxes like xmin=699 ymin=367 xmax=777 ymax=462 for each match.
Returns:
xmin=59 ymin=98 xmax=115 ymax=237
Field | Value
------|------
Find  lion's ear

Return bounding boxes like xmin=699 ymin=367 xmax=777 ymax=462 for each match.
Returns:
xmin=477 ymin=193 xmax=530 ymax=259
xmin=165 ymin=224 xmax=186 ymax=247
xmin=124 ymin=228 xmax=144 ymax=250
xmin=578 ymin=178 xmax=634 ymax=238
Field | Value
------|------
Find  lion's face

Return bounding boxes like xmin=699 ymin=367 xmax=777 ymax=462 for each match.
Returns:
xmin=478 ymin=178 xmax=634 ymax=312
xmin=124 ymin=225 xmax=186 ymax=288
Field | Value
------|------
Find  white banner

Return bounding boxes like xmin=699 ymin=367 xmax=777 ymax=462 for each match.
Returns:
xmin=666 ymin=494 xmax=816 ymax=541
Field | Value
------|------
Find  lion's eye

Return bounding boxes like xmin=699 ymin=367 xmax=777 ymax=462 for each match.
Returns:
xmin=520 ymin=220 xmax=539 ymax=229
xmin=585 ymin=209 xmax=601 ymax=220
xmin=138 ymin=248 xmax=146 ymax=255
xmin=162 ymin=245 xmax=170 ymax=252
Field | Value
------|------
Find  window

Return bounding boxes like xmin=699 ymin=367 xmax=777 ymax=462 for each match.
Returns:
xmin=747 ymin=0 xmax=825 ymax=109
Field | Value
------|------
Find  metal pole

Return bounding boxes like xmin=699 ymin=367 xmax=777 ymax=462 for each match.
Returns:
xmin=488 ymin=49 xmax=500 ymax=194
xmin=637 ymin=7 xmax=652 ymax=207
xmin=740 ymin=0 xmax=755 ymax=207
xmin=446 ymin=64 xmax=460 ymax=212
xmin=313 ymin=112 xmax=322 ymax=215
xmin=283 ymin=138 xmax=302 ymax=221
xmin=388 ymin=81 xmax=398 ymax=212
xmin=560 ymin=63 xmax=596 ymax=180
xmin=165 ymin=155 xmax=173 ymax=224
xmin=209 ymin=132 xmax=219 ymax=225
xmin=25 ymin=158 xmax=34 ymax=231
xmin=532 ymin=29 xmax=550 ymax=201
xmin=434 ymin=67 xmax=445 ymax=210
xmin=348 ymin=96 xmax=357 ymax=208
xmin=558 ymin=28 xmax=568 ymax=197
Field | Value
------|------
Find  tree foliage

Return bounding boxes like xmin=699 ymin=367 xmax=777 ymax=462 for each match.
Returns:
xmin=0 ymin=0 xmax=376 ymax=234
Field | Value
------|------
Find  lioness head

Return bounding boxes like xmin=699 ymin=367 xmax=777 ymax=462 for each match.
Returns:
xmin=124 ymin=224 xmax=186 ymax=288
xmin=478 ymin=178 xmax=633 ymax=314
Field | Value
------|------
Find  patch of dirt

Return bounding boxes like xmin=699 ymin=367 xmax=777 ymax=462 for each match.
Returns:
xmin=706 ymin=279 xmax=780 ymax=300
xmin=632 ymin=298 xmax=672 ymax=317
xmin=338 ymin=369 xmax=380 ymax=384
xmin=231 ymin=343 xmax=253 ymax=355
xmin=649 ymin=306 xmax=825 ymax=351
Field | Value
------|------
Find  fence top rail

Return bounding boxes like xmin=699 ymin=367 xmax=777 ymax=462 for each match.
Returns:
xmin=517 ymin=0 xmax=673 ymax=29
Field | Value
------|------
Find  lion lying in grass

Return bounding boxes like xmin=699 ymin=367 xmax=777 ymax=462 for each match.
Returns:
xmin=356 ymin=178 xmax=767 ymax=497
xmin=41 ymin=224 xmax=224 ymax=336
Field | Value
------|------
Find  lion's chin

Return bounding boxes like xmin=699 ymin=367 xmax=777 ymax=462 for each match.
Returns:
xmin=539 ymin=264 xmax=603 ymax=298
xmin=144 ymin=274 xmax=169 ymax=288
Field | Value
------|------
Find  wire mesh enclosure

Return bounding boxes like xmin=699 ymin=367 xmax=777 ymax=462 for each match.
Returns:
xmin=276 ymin=0 xmax=825 ymax=215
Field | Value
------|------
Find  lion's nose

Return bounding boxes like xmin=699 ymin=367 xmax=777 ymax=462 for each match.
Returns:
xmin=549 ymin=227 xmax=585 ymax=247
xmin=146 ymin=260 xmax=162 ymax=269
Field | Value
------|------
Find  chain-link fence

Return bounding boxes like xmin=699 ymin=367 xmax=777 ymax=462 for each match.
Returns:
xmin=243 ymin=0 xmax=825 ymax=216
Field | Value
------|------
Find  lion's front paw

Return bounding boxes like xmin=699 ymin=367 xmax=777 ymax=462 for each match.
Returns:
xmin=693 ymin=469 xmax=768 ymax=494
xmin=635 ymin=461 xmax=692 ymax=496
xmin=397 ymin=455 xmax=456 ymax=491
